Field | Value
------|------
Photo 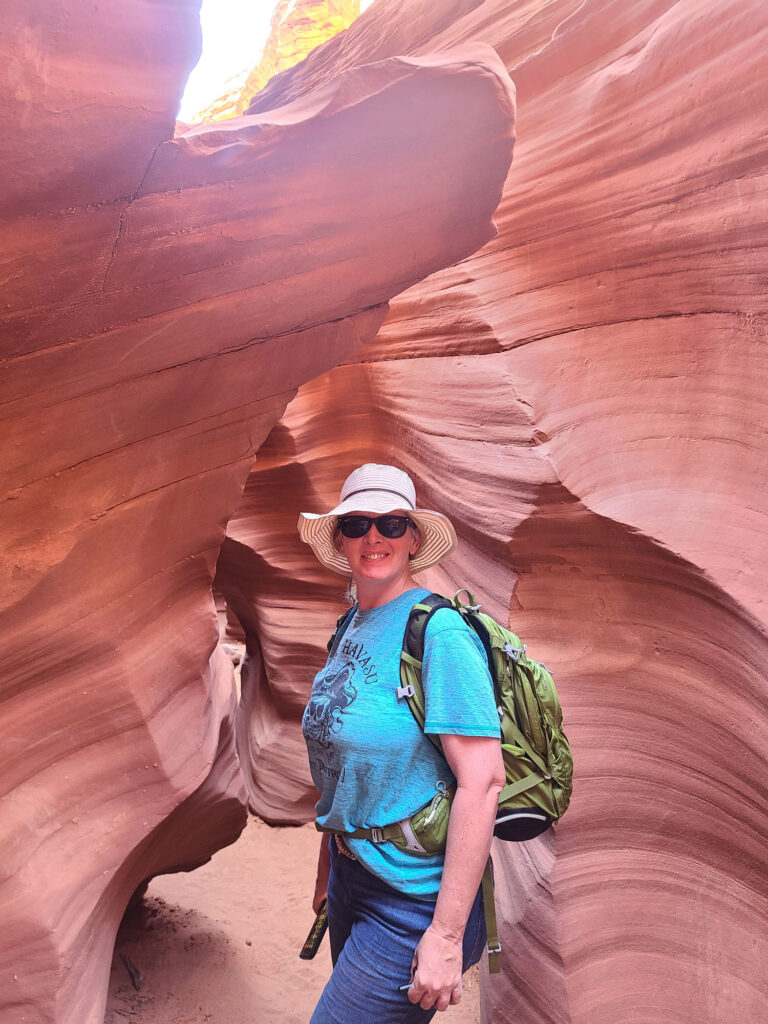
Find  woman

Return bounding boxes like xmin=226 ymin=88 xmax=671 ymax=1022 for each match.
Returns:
xmin=299 ymin=463 xmax=504 ymax=1022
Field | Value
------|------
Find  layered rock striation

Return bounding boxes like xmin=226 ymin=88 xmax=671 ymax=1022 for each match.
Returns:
xmin=221 ymin=1 xmax=768 ymax=1022
xmin=0 ymin=3 xmax=515 ymax=1020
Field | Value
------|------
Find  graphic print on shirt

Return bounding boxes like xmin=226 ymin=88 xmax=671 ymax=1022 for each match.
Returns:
xmin=339 ymin=636 xmax=379 ymax=685
xmin=304 ymin=660 xmax=358 ymax=767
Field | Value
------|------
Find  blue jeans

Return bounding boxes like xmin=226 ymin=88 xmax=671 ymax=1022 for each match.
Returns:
xmin=310 ymin=840 xmax=487 ymax=1024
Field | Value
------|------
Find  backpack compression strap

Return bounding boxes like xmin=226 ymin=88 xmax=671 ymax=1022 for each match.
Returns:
xmin=482 ymin=858 xmax=501 ymax=974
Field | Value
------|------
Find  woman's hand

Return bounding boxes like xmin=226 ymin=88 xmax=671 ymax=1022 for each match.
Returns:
xmin=407 ymin=923 xmax=464 ymax=1011
xmin=406 ymin=733 xmax=504 ymax=1008
xmin=313 ymin=834 xmax=331 ymax=914
xmin=312 ymin=880 xmax=328 ymax=916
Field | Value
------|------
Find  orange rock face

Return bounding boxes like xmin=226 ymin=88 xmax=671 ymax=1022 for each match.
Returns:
xmin=241 ymin=0 xmax=361 ymax=114
xmin=222 ymin=1 xmax=768 ymax=1022
xmin=193 ymin=0 xmax=361 ymax=123
xmin=0 ymin=3 xmax=515 ymax=1019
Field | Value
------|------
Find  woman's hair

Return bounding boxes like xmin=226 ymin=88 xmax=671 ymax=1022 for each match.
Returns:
xmin=332 ymin=522 xmax=344 ymax=553
xmin=409 ymin=520 xmax=421 ymax=551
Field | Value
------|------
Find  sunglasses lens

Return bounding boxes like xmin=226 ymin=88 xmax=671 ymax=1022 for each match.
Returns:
xmin=338 ymin=516 xmax=412 ymax=539
xmin=376 ymin=516 xmax=409 ymax=538
xmin=338 ymin=516 xmax=372 ymax=538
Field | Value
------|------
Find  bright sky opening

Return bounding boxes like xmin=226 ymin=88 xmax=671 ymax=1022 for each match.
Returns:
xmin=179 ymin=0 xmax=375 ymax=123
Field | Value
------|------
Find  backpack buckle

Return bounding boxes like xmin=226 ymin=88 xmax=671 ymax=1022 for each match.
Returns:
xmin=370 ymin=827 xmax=384 ymax=843
xmin=398 ymin=818 xmax=428 ymax=854
xmin=503 ymin=642 xmax=527 ymax=661
xmin=396 ymin=684 xmax=415 ymax=699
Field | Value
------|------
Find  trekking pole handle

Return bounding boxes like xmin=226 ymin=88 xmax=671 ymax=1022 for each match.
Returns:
xmin=299 ymin=899 xmax=328 ymax=960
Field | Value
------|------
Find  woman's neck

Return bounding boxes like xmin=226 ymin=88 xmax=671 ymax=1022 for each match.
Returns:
xmin=355 ymin=574 xmax=418 ymax=610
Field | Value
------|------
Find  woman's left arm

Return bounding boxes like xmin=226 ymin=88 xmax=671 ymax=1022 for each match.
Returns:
xmin=408 ymin=733 xmax=505 ymax=1012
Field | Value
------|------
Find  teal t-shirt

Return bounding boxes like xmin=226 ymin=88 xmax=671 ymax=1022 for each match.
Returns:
xmin=302 ymin=587 xmax=500 ymax=899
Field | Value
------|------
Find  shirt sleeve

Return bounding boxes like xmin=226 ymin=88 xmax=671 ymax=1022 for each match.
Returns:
xmin=421 ymin=608 xmax=501 ymax=738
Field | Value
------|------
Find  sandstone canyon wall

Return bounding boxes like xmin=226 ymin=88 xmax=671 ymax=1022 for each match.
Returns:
xmin=0 ymin=1 xmax=515 ymax=1020
xmin=193 ymin=0 xmax=361 ymax=123
xmin=220 ymin=1 xmax=768 ymax=1022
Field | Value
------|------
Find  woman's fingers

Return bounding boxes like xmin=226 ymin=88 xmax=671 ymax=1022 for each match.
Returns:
xmin=435 ymin=992 xmax=451 ymax=1012
xmin=311 ymin=884 xmax=327 ymax=914
xmin=410 ymin=988 xmax=462 ymax=1012
xmin=407 ymin=926 xmax=464 ymax=1009
xmin=423 ymin=980 xmax=462 ymax=1012
xmin=407 ymin=974 xmax=462 ymax=1011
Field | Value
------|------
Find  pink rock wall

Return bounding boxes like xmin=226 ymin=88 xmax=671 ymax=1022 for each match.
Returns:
xmin=0 ymin=2 xmax=515 ymax=1020
xmin=220 ymin=1 xmax=768 ymax=1022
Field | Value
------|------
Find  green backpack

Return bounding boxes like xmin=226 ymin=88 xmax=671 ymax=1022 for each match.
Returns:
xmin=399 ymin=590 xmax=573 ymax=842
xmin=322 ymin=589 xmax=573 ymax=972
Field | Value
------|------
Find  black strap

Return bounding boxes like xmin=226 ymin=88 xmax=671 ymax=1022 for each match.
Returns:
xmin=404 ymin=595 xmax=494 ymax=679
xmin=327 ymin=605 xmax=357 ymax=656
xmin=342 ymin=486 xmax=415 ymax=508
xmin=402 ymin=593 xmax=455 ymax=664
xmin=462 ymin=611 xmax=494 ymax=677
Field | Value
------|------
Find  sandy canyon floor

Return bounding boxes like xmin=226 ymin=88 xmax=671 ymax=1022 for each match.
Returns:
xmin=106 ymin=816 xmax=481 ymax=1024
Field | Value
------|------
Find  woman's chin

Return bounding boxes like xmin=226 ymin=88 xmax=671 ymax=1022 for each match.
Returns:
xmin=358 ymin=568 xmax=391 ymax=583
xmin=357 ymin=557 xmax=391 ymax=574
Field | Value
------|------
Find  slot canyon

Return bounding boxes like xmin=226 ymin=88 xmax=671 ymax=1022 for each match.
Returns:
xmin=1 ymin=1 xmax=766 ymax=1023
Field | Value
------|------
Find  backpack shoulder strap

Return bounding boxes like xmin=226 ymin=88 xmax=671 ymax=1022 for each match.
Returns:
xmin=451 ymin=590 xmax=495 ymax=676
xmin=327 ymin=605 xmax=357 ymax=657
xmin=398 ymin=594 xmax=455 ymax=748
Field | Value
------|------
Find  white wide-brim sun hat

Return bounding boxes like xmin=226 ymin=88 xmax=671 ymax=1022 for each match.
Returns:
xmin=297 ymin=463 xmax=457 ymax=576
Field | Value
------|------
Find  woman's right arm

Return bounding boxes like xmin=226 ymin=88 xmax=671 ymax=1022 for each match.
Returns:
xmin=313 ymin=832 xmax=331 ymax=914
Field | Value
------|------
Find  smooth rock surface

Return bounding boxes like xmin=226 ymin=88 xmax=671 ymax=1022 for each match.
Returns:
xmin=222 ymin=2 xmax=768 ymax=1022
xmin=0 ymin=3 xmax=515 ymax=1020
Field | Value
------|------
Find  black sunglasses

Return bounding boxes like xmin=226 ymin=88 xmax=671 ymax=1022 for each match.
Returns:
xmin=338 ymin=515 xmax=414 ymax=539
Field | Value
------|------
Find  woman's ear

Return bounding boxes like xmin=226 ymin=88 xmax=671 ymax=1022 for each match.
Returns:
xmin=409 ymin=523 xmax=421 ymax=557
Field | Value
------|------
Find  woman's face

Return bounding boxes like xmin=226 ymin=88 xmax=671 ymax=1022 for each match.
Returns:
xmin=336 ymin=511 xmax=420 ymax=588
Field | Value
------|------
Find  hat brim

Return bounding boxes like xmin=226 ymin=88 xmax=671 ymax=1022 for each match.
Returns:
xmin=298 ymin=495 xmax=457 ymax=576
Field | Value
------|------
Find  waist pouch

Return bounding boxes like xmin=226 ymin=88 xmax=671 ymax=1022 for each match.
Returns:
xmin=316 ymin=782 xmax=455 ymax=856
